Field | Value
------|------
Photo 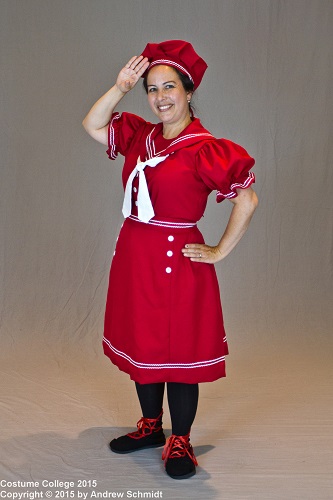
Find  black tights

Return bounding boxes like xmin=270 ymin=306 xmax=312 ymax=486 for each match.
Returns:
xmin=135 ymin=382 xmax=199 ymax=436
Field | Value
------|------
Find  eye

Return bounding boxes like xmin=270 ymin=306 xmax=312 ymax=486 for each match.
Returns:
xmin=165 ymin=84 xmax=175 ymax=89
xmin=148 ymin=87 xmax=157 ymax=93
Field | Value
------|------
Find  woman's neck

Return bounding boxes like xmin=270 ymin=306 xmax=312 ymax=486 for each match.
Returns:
xmin=162 ymin=116 xmax=192 ymax=139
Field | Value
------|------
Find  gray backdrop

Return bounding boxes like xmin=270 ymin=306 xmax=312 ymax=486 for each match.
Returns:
xmin=1 ymin=1 xmax=333 ymax=498
xmin=2 ymin=0 xmax=332 ymax=353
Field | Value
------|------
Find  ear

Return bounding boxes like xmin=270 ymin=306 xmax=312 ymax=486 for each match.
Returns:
xmin=187 ymin=91 xmax=193 ymax=103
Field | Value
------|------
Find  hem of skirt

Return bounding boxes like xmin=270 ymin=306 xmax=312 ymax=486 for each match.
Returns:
xmin=103 ymin=344 xmax=227 ymax=384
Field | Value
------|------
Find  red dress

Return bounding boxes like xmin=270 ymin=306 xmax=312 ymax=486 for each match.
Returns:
xmin=103 ymin=112 xmax=255 ymax=384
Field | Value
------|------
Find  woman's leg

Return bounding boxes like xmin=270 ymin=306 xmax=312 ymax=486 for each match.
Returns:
xmin=109 ymin=382 xmax=166 ymax=453
xmin=135 ymin=382 xmax=165 ymax=418
xmin=164 ymin=382 xmax=199 ymax=479
xmin=167 ymin=382 xmax=199 ymax=435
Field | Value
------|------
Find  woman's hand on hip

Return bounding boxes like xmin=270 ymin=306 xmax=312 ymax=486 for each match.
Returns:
xmin=116 ymin=56 xmax=149 ymax=93
xmin=182 ymin=244 xmax=223 ymax=264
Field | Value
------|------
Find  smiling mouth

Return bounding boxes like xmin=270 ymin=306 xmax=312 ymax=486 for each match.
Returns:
xmin=158 ymin=104 xmax=173 ymax=112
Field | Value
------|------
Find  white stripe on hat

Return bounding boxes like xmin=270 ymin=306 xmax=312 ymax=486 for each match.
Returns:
xmin=148 ymin=59 xmax=194 ymax=83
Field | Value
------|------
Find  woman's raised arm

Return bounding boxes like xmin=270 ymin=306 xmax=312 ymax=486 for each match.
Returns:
xmin=82 ymin=56 xmax=149 ymax=145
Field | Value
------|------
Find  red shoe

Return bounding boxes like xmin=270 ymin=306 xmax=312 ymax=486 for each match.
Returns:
xmin=162 ymin=432 xmax=198 ymax=479
xmin=110 ymin=410 xmax=166 ymax=454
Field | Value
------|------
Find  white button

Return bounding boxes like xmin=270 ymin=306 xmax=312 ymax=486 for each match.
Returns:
xmin=135 ymin=201 xmax=138 ymax=206
xmin=168 ymin=235 xmax=174 ymax=242
xmin=133 ymin=187 xmax=137 ymax=192
xmin=167 ymin=251 xmax=173 ymax=257
xmin=166 ymin=267 xmax=172 ymax=273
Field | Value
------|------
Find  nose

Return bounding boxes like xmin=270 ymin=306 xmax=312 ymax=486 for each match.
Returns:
xmin=156 ymin=88 xmax=167 ymax=100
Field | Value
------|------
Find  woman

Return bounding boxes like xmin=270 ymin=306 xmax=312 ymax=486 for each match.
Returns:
xmin=82 ymin=40 xmax=258 ymax=480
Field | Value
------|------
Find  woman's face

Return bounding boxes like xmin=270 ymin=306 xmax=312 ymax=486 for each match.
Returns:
xmin=146 ymin=65 xmax=192 ymax=129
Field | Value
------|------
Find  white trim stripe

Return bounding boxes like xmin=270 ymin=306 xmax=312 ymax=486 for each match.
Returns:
xmin=217 ymin=172 xmax=255 ymax=199
xmin=146 ymin=127 xmax=213 ymax=160
xmin=148 ymin=59 xmax=194 ymax=83
xmin=108 ymin=113 xmax=121 ymax=159
xmin=103 ymin=337 xmax=225 ymax=370
xmin=154 ymin=133 xmax=214 ymax=157
xmin=230 ymin=172 xmax=255 ymax=190
xmin=128 ymin=214 xmax=196 ymax=228
xmin=146 ymin=128 xmax=154 ymax=159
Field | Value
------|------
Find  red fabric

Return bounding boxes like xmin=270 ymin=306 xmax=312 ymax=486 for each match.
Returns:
xmin=195 ymin=139 xmax=256 ymax=202
xmin=107 ymin=112 xmax=255 ymax=216
xmin=103 ymin=218 xmax=227 ymax=383
xmin=106 ymin=112 xmax=146 ymax=159
xmin=103 ymin=112 xmax=255 ymax=384
xmin=141 ymin=39 xmax=208 ymax=89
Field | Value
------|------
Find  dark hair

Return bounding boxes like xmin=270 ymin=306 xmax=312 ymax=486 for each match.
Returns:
xmin=143 ymin=67 xmax=195 ymax=116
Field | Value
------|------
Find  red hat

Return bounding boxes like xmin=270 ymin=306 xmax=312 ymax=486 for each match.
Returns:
xmin=141 ymin=39 xmax=208 ymax=89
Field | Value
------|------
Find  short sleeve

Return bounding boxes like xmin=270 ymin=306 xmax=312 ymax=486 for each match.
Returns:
xmin=106 ymin=112 xmax=147 ymax=160
xmin=196 ymin=139 xmax=255 ymax=202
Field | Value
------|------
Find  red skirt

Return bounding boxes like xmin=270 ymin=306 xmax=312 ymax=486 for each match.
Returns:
xmin=103 ymin=216 xmax=228 ymax=383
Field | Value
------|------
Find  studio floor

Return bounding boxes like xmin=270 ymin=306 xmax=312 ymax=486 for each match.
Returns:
xmin=0 ymin=335 xmax=332 ymax=500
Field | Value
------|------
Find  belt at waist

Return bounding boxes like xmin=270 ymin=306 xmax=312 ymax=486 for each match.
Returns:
xmin=128 ymin=214 xmax=197 ymax=229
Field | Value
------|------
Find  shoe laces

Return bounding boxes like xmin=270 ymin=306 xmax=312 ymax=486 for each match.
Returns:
xmin=127 ymin=410 xmax=163 ymax=440
xmin=162 ymin=433 xmax=198 ymax=466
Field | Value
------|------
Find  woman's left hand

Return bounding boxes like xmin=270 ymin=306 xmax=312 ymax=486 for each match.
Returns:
xmin=181 ymin=244 xmax=223 ymax=264
xmin=182 ymin=187 xmax=258 ymax=265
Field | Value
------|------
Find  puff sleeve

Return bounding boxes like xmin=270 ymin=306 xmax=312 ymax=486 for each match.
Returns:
xmin=196 ymin=139 xmax=255 ymax=202
xmin=106 ymin=112 xmax=147 ymax=160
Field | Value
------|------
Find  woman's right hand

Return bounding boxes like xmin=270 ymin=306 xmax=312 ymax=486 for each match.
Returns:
xmin=82 ymin=56 xmax=150 ymax=145
xmin=116 ymin=56 xmax=150 ymax=93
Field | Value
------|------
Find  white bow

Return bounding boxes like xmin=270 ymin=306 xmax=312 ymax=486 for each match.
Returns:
xmin=122 ymin=155 xmax=169 ymax=223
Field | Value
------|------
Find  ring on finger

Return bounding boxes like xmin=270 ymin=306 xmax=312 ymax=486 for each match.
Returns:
xmin=199 ymin=253 xmax=202 ymax=258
